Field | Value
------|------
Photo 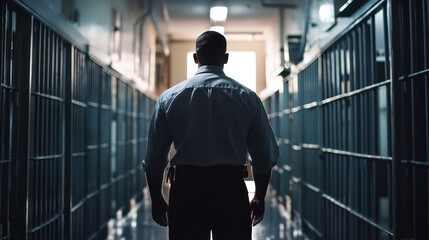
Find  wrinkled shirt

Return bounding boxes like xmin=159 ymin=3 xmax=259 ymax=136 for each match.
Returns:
xmin=143 ymin=65 xmax=279 ymax=177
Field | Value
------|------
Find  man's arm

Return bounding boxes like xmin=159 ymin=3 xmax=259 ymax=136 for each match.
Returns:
xmin=143 ymin=98 xmax=172 ymax=227
xmin=146 ymin=175 xmax=168 ymax=227
xmin=250 ymin=169 xmax=272 ymax=226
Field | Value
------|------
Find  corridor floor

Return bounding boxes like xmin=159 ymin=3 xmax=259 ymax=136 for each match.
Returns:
xmin=107 ymin=182 xmax=308 ymax=240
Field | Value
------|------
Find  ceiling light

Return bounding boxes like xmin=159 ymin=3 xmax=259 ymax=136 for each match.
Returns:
xmin=319 ymin=3 xmax=334 ymax=23
xmin=210 ymin=6 xmax=228 ymax=22
xmin=210 ymin=25 xmax=225 ymax=35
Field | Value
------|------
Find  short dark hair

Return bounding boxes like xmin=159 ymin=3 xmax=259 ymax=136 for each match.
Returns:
xmin=195 ymin=31 xmax=227 ymax=65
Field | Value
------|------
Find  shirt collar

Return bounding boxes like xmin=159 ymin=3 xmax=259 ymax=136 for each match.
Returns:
xmin=195 ymin=65 xmax=225 ymax=75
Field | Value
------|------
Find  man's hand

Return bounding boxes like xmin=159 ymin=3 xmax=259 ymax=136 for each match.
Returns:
xmin=151 ymin=196 xmax=169 ymax=227
xmin=251 ymin=169 xmax=272 ymax=226
xmin=146 ymin=175 xmax=168 ymax=227
xmin=250 ymin=196 xmax=265 ymax=226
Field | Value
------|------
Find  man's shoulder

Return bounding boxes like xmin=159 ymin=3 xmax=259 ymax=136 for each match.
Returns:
xmin=158 ymin=74 xmax=260 ymax=104
xmin=159 ymin=80 xmax=189 ymax=99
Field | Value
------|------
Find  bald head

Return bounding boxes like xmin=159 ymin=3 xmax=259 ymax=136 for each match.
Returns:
xmin=194 ymin=31 xmax=228 ymax=66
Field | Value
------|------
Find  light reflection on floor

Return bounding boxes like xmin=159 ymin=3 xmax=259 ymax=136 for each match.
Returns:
xmin=108 ymin=182 xmax=308 ymax=240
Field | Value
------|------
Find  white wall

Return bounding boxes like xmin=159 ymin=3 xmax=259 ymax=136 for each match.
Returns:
xmin=30 ymin=0 xmax=159 ymax=92
xmin=169 ymin=40 xmax=266 ymax=94
xmin=72 ymin=0 xmax=158 ymax=91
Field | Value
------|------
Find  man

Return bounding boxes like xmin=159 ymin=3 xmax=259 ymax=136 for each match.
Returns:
xmin=143 ymin=31 xmax=279 ymax=240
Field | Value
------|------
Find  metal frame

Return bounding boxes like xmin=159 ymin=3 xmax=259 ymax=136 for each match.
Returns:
xmin=0 ymin=1 xmax=155 ymax=239
xmin=1 ymin=1 xmax=23 ymax=239
xmin=9 ymin=3 xmax=33 ymax=239
xmin=388 ymin=0 xmax=429 ymax=238
xmin=26 ymin=16 xmax=68 ymax=240
xmin=266 ymin=0 xmax=429 ymax=239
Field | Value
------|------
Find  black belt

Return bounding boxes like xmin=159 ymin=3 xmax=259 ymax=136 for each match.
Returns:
xmin=166 ymin=164 xmax=248 ymax=183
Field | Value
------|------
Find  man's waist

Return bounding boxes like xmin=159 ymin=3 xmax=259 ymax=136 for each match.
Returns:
xmin=167 ymin=164 xmax=248 ymax=183
xmin=169 ymin=156 xmax=247 ymax=168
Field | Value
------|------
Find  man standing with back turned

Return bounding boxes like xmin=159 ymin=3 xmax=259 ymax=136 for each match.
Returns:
xmin=143 ymin=31 xmax=279 ymax=240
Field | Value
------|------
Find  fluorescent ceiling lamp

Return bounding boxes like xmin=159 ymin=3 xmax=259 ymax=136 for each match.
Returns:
xmin=319 ymin=3 xmax=334 ymax=23
xmin=210 ymin=25 xmax=225 ymax=35
xmin=210 ymin=6 xmax=228 ymax=22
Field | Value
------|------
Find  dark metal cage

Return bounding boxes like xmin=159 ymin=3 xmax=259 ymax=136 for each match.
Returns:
xmin=265 ymin=0 xmax=428 ymax=239
xmin=0 ymin=1 xmax=154 ymax=239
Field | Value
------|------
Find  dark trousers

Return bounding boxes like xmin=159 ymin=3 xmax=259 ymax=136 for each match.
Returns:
xmin=168 ymin=165 xmax=251 ymax=240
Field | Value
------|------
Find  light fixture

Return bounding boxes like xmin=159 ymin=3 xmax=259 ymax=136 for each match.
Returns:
xmin=319 ymin=2 xmax=334 ymax=23
xmin=210 ymin=25 xmax=225 ymax=35
xmin=210 ymin=5 xmax=228 ymax=22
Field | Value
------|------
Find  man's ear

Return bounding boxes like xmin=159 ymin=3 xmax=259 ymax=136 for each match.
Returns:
xmin=224 ymin=53 xmax=229 ymax=64
xmin=193 ymin=53 xmax=199 ymax=64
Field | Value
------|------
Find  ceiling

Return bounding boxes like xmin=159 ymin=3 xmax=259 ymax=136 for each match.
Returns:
xmin=164 ymin=0 xmax=303 ymax=41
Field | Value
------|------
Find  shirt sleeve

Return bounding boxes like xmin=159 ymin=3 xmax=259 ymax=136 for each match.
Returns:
xmin=247 ymin=96 xmax=279 ymax=173
xmin=143 ymin=98 xmax=172 ymax=178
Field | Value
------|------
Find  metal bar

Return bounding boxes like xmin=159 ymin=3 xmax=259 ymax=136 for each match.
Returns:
xmin=1 ymin=1 xmax=11 ymax=239
xmin=408 ymin=4 xmax=418 ymax=236
xmin=10 ymin=5 xmax=33 ymax=239
xmin=321 ymin=80 xmax=391 ymax=105
xmin=426 ymin=0 xmax=429 ymax=230
xmin=387 ymin=0 xmax=411 ymax=238
xmin=400 ymin=160 xmax=429 ymax=168
xmin=303 ymin=218 xmax=323 ymax=238
xmin=323 ymin=194 xmax=394 ymax=236
xmin=0 ymin=84 xmax=14 ymax=90
xmin=63 ymin=42 xmax=73 ymax=240
xmin=29 ymin=154 xmax=63 ymax=160
xmin=71 ymin=99 xmax=87 ymax=108
xmin=398 ymin=69 xmax=429 ymax=81
xmin=26 ymin=212 xmax=62 ymax=234
xmin=322 ymin=147 xmax=392 ymax=162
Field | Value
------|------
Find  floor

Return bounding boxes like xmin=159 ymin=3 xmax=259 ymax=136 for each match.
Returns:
xmin=107 ymin=182 xmax=308 ymax=240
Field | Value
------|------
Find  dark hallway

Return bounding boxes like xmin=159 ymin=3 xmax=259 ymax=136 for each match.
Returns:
xmin=1 ymin=0 xmax=429 ymax=239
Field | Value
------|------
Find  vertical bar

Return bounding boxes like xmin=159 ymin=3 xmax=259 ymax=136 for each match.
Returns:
xmin=426 ymin=1 xmax=429 ymax=233
xmin=407 ymin=2 xmax=417 ymax=237
xmin=10 ymin=8 xmax=33 ymax=240
xmin=387 ymin=0 xmax=411 ymax=238
xmin=64 ymin=44 xmax=73 ymax=240
xmin=1 ymin=4 xmax=4 ymax=239
xmin=1 ymin=2 xmax=10 ymax=238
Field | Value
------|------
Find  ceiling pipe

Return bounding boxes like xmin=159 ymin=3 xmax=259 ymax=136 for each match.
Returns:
xmin=279 ymin=7 xmax=286 ymax=68
xmin=150 ymin=0 xmax=170 ymax=56
xmin=260 ymin=0 xmax=296 ymax=77
xmin=298 ymin=0 xmax=312 ymax=62
xmin=260 ymin=0 xmax=296 ymax=8
xmin=133 ymin=0 xmax=152 ymax=61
